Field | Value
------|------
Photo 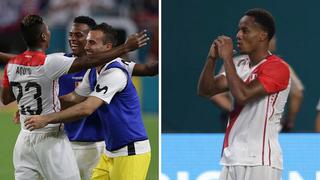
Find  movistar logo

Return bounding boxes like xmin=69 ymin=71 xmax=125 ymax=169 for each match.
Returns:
xmin=95 ymin=84 xmax=108 ymax=94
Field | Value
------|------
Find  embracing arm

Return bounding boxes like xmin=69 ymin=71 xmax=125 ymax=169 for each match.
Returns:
xmin=1 ymin=66 xmax=16 ymax=105
xmin=25 ymin=96 xmax=104 ymax=130
xmin=59 ymin=92 xmax=87 ymax=110
xmin=0 ymin=87 xmax=16 ymax=105
xmin=132 ymin=59 xmax=158 ymax=76
xmin=68 ymin=31 xmax=149 ymax=73
xmin=0 ymin=52 xmax=16 ymax=64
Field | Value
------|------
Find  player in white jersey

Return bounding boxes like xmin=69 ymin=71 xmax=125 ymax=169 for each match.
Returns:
xmin=198 ymin=9 xmax=290 ymax=180
xmin=211 ymin=36 xmax=304 ymax=132
xmin=0 ymin=14 xmax=148 ymax=180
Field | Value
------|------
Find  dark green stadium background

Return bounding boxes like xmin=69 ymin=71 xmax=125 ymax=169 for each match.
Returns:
xmin=163 ymin=0 xmax=319 ymax=132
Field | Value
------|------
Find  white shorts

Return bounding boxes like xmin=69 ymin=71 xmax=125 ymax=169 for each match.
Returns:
xmin=13 ymin=129 xmax=80 ymax=180
xmin=219 ymin=165 xmax=282 ymax=180
xmin=71 ymin=141 xmax=106 ymax=180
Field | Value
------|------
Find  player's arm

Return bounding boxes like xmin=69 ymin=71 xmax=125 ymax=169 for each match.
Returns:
xmin=0 ymin=52 xmax=16 ymax=64
xmin=68 ymin=31 xmax=149 ymax=73
xmin=59 ymin=92 xmax=87 ymax=110
xmin=25 ymin=68 xmax=127 ymax=130
xmin=210 ymin=92 xmax=232 ymax=112
xmin=25 ymin=96 xmax=103 ymax=129
xmin=215 ymin=36 xmax=289 ymax=105
xmin=282 ymin=68 xmax=304 ymax=131
xmin=0 ymin=65 xmax=16 ymax=105
xmin=132 ymin=59 xmax=158 ymax=76
xmin=0 ymin=86 xmax=16 ymax=105
xmin=197 ymin=41 xmax=229 ymax=98
xmin=214 ymin=36 xmax=267 ymax=105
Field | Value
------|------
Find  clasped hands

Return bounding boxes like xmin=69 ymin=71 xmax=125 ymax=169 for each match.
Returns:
xmin=208 ymin=35 xmax=234 ymax=62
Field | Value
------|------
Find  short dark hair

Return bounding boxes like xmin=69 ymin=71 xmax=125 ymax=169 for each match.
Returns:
xmin=245 ymin=8 xmax=275 ymax=40
xmin=20 ymin=14 xmax=45 ymax=48
xmin=73 ymin=16 xmax=97 ymax=29
xmin=91 ymin=23 xmax=118 ymax=46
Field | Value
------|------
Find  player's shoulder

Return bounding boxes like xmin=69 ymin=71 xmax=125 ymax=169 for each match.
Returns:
xmin=114 ymin=57 xmax=135 ymax=66
xmin=46 ymin=52 xmax=65 ymax=59
xmin=45 ymin=52 xmax=74 ymax=62
xmin=265 ymin=54 xmax=289 ymax=67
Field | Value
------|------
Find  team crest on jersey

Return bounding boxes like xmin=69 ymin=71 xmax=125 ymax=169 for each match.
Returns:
xmin=247 ymin=73 xmax=258 ymax=82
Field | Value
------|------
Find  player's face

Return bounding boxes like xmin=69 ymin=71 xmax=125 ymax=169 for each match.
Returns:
xmin=236 ymin=15 xmax=265 ymax=54
xmin=68 ymin=23 xmax=90 ymax=57
xmin=43 ymin=24 xmax=51 ymax=49
xmin=85 ymin=30 xmax=112 ymax=55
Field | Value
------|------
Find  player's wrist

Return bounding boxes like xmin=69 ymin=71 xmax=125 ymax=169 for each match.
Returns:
xmin=207 ymin=55 xmax=217 ymax=62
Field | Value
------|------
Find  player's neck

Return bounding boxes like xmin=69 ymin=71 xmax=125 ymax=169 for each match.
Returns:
xmin=28 ymin=43 xmax=47 ymax=52
xmin=248 ymin=50 xmax=270 ymax=67
xmin=28 ymin=47 xmax=44 ymax=52
xmin=96 ymin=65 xmax=105 ymax=74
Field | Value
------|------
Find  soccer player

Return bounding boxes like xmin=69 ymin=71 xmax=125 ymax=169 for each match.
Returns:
xmin=25 ymin=23 xmax=151 ymax=180
xmin=0 ymin=14 xmax=148 ymax=180
xmin=198 ymin=9 xmax=290 ymax=180
xmin=61 ymin=16 xmax=157 ymax=179
xmin=210 ymin=36 xmax=304 ymax=132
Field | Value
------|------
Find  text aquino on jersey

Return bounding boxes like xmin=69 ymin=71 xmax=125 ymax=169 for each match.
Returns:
xmin=16 ymin=66 xmax=31 ymax=76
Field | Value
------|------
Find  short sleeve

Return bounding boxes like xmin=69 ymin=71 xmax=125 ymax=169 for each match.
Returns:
xmin=44 ymin=53 xmax=75 ymax=80
xmin=257 ymin=60 xmax=290 ymax=94
xmin=75 ymin=70 xmax=91 ymax=97
xmin=90 ymin=68 xmax=127 ymax=104
xmin=2 ymin=64 xmax=9 ymax=88
xmin=116 ymin=58 xmax=135 ymax=77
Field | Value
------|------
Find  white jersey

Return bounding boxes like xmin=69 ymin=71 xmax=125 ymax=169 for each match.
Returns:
xmin=3 ymin=51 xmax=74 ymax=132
xmin=115 ymin=57 xmax=135 ymax=77
xmin=75 ymin=58 xmax=128 ymax=102
xmin=75 ymin=57 xmax=134 ymax=99
xmin=220 ymin=54 xmax=291 ymax=170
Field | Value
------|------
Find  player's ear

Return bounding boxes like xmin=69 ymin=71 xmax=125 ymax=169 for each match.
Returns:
xmin=259 ymin=31 xmax=268 ymax=42
xmin=41 ymin=33 xmax=47 ymax=41
xmin=106 ymin=42 xmax=113 ymax=50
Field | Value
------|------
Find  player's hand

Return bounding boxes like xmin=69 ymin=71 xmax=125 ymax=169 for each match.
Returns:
xmin=214 ymin=35 xmax=234 ymax=61
xmin=12 ymin=110 xmax=20 ymax=124
xmin=24 ymin=115 xmax=49 ymax=131
xmin=207 ymin=41 xmax=219 ymax=60
xmin=124 ymin=30 xmax=150 ymax=52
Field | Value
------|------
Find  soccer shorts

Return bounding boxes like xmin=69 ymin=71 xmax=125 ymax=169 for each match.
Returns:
xmin=13 ymin=129 xmax=80 ymax=180
xmin=219 ymin=165 xmax=282 ymax=180
xmin=91 ymin=152 xmax=151 ymax=180
xmin=71 ymin=141 xmax=106 ymax=180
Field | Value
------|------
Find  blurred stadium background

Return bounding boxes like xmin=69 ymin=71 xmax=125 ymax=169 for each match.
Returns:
xmin=162 ymin=0 xmax=320 ymax=180
xmin=0 ymin=0 xmax=158 ymax=179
